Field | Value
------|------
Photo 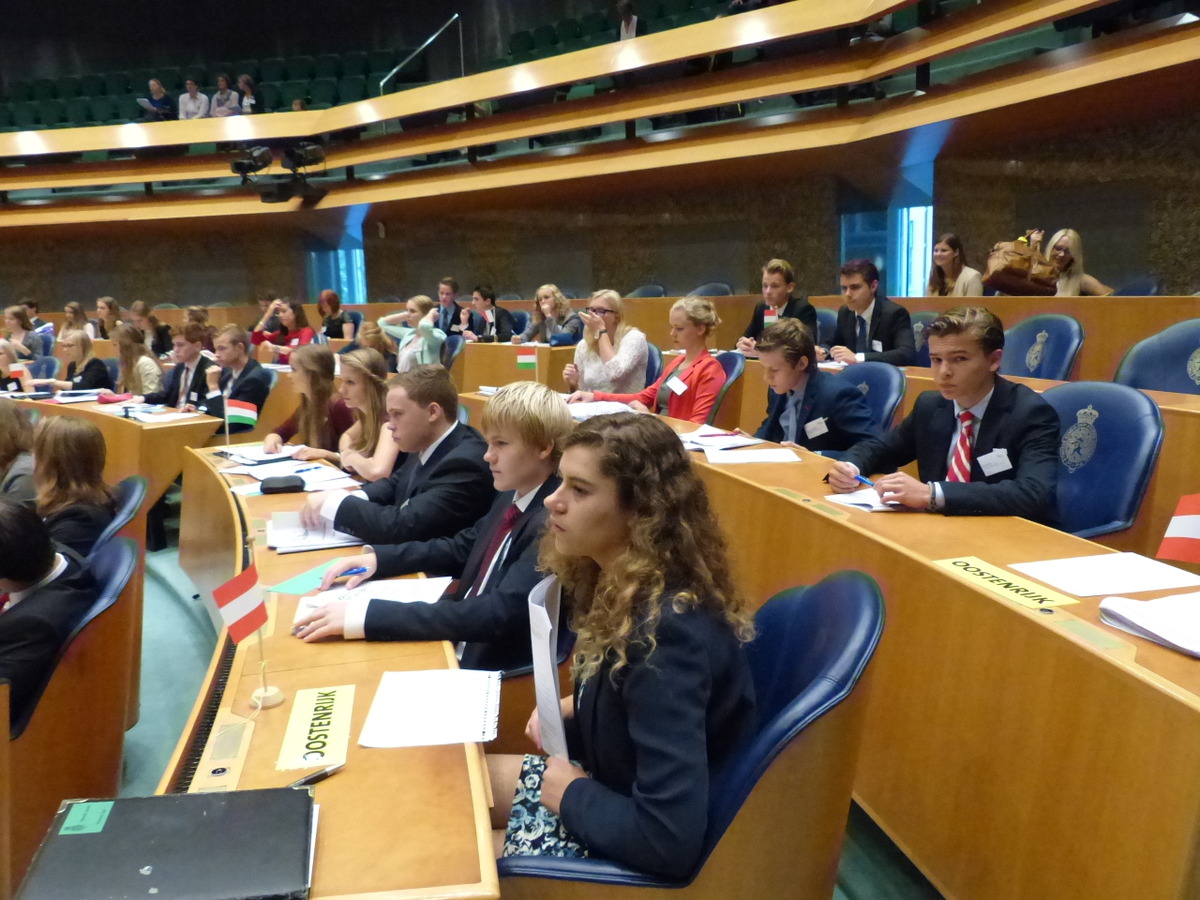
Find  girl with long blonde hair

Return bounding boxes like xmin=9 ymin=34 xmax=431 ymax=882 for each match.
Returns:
xmin=112 ymin=322 xmax=163 ymax=395
xmin=562 ymin=289 xmax=648 ymax=394
xmin=335 ymin=349 xmax=400 ymax=481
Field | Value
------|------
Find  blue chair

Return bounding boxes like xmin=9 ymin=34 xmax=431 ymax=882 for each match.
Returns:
xmin=497 ymin=570 xmax=885 ymax=899
xmin=38 ymin=332 xmax=55 ymax=357
xmin=816 ymin=307 xmax=838 ymax=347
xmin=346 ymin=309 xmax=364 ymax=339
xmin=498 ymin=293 xmax=524 ymax=302
xmin=1113 ymin=275 xmax=1160 ymax=296
xmin=707 ymin=351 xmax=745 ymax=425
xmin=28 ymin=356 xmax=60 ymax=380
xmin=1041 ymin=381 xmax=1163 ymax=538
xmin=87 ymin=475 xmax=148 ymax=563
xmin=265 ymin=368 xmax=279 ymax=389
xmin=511 ymin=310 xmax=531 ymax=337
xmin=909 ymin=310 xmax=938 ymax=368
xmin=103 ymin=358 xmax=119 ymax=387
xmin=999 ymin=314 xmax=1084 ymax=382
xmin=442 ymin=333 xmax=465 ymax=371
xmin=1114 ymin=319 xmax=1200 ymax=395
xmin=686 ymin=282 xmax=733 ymax=297
xmin=456 ymin=405 xmax=470 ymax=425
xmin=837 ymin=361 xmax=905 ymax=431
xmin=644 ymin=341 xmax=663 ymax=387
xmin=624 ymin=284 xmax=666 ymax=298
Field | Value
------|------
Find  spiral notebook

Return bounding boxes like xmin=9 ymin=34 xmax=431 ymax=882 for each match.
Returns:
xmin=358 ymin=669 xmax=501 ymax=747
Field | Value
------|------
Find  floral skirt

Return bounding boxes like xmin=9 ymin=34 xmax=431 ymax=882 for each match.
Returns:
xmin=501 ymin=754 xmax=589 ymax=859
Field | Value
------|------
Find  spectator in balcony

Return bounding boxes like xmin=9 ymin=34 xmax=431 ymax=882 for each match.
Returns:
xmin=1031 ymin=228 xmax=1113 ymax=297
xmin=927 ymin=233 xmax=983 ymax=297
xmin=63 ymin=302 xmax=97 ymax=340
xmin=563 ymin=290 xmax=648 ymax=395
xmin=178 ymin=78 xmax=210 ymax=120
xmin=318 ymin=289 xmax=356 ymax=341
xmin=128 ymin=300 xmax=173 ymax=357
xmin=236 ymin=74 xmax=259 ymax=114
xmin=211 ymin=74 xmax=241 ymax=117
xmin=95 ymin=296 xmax=123 ymax=340
xmin=513 ymin=284 xmax=583 ymax=345
xmin=142 ymin=78 xmax=177 ymax=121
xmin=4 ymin=306 xmax=43 ymax=360
xmin=616 ymin=0 xmax=650 ymax=40
xmin=251 ymin=298 xmax=315 ymax=363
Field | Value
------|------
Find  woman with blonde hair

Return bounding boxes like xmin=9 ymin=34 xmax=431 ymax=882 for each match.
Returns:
xmin=513 ymin=284 xmax=583 ymax=345
xmin=334 ymin=349 xmax=399 ymax=481
xmin=354 ymin=320 xmax=398 ymax=372
xmin=263 ymin=344 xmax=354 ymax=458
xmin=95 ymin=296 xmax=123 ymax=340
xmin=1033 ymin=228 xmax=1113 ymax=296
xmin=63 ymin=301 xmax=98 ymax=340
xmin=110 ymin=322 xmax=163 ymax=396
xmin=379 ymin=295 xmax=447 ymax=372
xmin=569 ymin=296 xmax=725 ymax=424
xmin=489 ymin=412 xmax=755 ymax=877
xmin=563 ymin=289 xmax=648 ymax=394
xmin=30 ymin=330 xmax=114 ymax=392
xmin=33 ymin=416 xmax=115 ymax=557
xmin=4 ymin=306 xmax=43 ymax=360
xmin=927 ymin=233 xmax=983 ymax=297
xmin=0 ymin=398 xmax=34 ymax=505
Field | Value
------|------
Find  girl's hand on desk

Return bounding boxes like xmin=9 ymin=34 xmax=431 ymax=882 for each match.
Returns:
xmin=293 ymin=446 xmax=333 ymax=462
xmin=566 ymin=391 xmax=595 ymax=404
xmin=541 ymin=757 xmax=587 ymax=815
xmin=293 ymin=602 xmax=348 ymax=641
xmin=263 ymin=434 xmax=283 ymax=453
xmin=320 ymin=552 xmax=377 ymax=590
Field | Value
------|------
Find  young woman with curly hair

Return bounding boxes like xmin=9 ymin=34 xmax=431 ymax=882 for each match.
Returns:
xmin=488 ymin=412 xmax=756 ymax=879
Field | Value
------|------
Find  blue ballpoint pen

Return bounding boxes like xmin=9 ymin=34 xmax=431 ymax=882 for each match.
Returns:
xmin=854 ymin=474 xmax=875 ymax=488
xmin=337 ymin=567 xmax=369 ymax=578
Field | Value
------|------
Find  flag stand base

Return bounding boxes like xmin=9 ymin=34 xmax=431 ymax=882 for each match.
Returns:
xmin=251 ymin=686 xmax=286 ymax=709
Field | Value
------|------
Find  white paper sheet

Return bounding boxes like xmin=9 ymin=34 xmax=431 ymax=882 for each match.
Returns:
xmin=291 ymin=576 xmax=453 ymax=625
xmin=1099 ymin=591 xmax=1200 ymax=656
xmin=702 ymin=447 xmax=800 ymax=464
xmin=567 ymin=400 xmax=633 ymax=421
xmin=267 ymin=512 xmax=360 ymax=554
xmin=528 ymin=575 xmax=568 ymax=759
xmin=679 ymin=424 xmax=763 ymax=452
xmin=824 ymin=487 xmax=901 ymax=512
xmin=358 ymin=669 xmax=501 ymax=747
xmin=1010 ymin=552 xmax=1200 ymax=597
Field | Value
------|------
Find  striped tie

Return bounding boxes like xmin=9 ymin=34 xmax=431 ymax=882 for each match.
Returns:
xmin=947 ymin=411 xmax=974 ymax=483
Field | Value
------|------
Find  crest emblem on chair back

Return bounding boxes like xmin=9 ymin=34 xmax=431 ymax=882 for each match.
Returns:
xmin=1059 ymin=405 xmax=1099 ymax=473
xmin=1025 ymin=331 xmax=1049 ymax=373
xmin=1188 ymin=348 xmax=1200 ymax=386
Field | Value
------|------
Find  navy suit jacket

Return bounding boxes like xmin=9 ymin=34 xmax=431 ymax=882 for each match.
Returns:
xmin=197 ymin=358 xmax=272 ymax=434
xmin=437 ymin=302 xmax=467 ymax=336
xmin=333 ymin=422 xmax=496 ymax=545
xmin=143 ymin=355 xmax=214 ymax=407
xmin=474 ymin=305 xmax=516 ymax=343
xmin=561 ymin=602 xmax=756 ymax=879
xmin=842 ymin=376 xmax=1060 ymax=524
xmin=755 ymin=368 xmax=879 ymax=457
xmin=742 ymin=295 xmax=818 ymax=343
xmin=364 ymin=475 xmax=560 ymax=671
xmin=829 ymin=296 xmax=916 ymax=366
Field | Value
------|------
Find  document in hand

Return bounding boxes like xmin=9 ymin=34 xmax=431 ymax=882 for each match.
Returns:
xmin=358 ymin=669 xmax=501 ymax=747
xmin=1099 ymin=591 xmax=1200 ymax=657
xmin=528 ymin=575 xmax=568 ymax=759
xmin=291 ymin=576 xmax=453 ymax=626
xmin=267 ymin=511 xmax=360 ymax=554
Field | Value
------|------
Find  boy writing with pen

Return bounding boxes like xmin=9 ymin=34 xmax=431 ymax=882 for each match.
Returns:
xmin=293 ymin=382 xmax=573 ymax=673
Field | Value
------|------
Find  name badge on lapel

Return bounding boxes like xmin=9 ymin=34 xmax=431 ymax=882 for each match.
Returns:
xmin=871 ymin=340 xmax=883 ymax=352
xmin=977 ymin=448 xmax=1012 ymax=477
xmin=666 ymin=376 xmax=688 ymax=395
xmin=804 ymin=418 xmax=829 ymax=439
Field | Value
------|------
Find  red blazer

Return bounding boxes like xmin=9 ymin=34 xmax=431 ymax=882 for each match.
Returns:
xmin=596 ymin=350 xmax=725 ymax=424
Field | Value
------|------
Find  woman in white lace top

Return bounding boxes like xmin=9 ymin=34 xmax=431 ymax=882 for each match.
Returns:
xmin=563 ymin=290 xmax=648 ymax=394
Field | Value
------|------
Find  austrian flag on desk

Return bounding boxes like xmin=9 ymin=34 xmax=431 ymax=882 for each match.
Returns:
xmin=1157 ymin=493 xmax=1200 ymax=565
xmin=213 ymin=564 xmax=268 ymax=644
xmin=225 ymin=398 xmax=258 ymax=429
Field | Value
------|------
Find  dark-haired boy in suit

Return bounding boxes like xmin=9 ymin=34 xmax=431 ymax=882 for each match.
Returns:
xmin=820 ymin=258 xmax=916 ymax=367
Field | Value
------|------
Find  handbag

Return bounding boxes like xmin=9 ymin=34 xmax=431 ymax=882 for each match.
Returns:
xmin=982 ymin=240 xmax=1060 ymax=296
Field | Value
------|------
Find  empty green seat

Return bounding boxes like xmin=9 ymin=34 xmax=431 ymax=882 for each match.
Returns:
xmin=31 ymin=79 xmax=56 ymax=101
xmin=12 ymin=101 xmax=39 ymax=129
xmin=510 ymin=30 xmax=535 ymax=54
xmin=209 ymin=62 xmax=232 ymax=81
xmin=39 ymin=99 xmax=66 ymax=127
xmin=257 ymin=82 xmax=280 ymax=111
xmin=260 ymin=58 xmax=286 ymax=82
xmin=114 ymin=94 xmax=142 ymax=120
xmin=0 ymin=105 xmax=13 ymax=130
xmin=580 ymin=11 xmax=609 ymax=34
xmin=89 ymin=96 xmax=116 ymax=123
xmin=278 ymin=80 xmax=309 ymax=107
xmin=337 ymin=75 xmax=367 ymax=103
xmin=309 ymin=78 xmax=337 ymax=107
xmin=80 ymin=73 xmax=106 ymax=97
xmin=55 ymin=76 xmax=82 ymax=99
xmin=661 ymin=0 xmax=691 ymax=15
xmin=183 ymin=65 xmax=208 ymax=85
xmin=104 ymin=71 xmax=129 ymax=95
xmin=367 ymin=49 xmax=394 ymax=73
xmin=286 ymin=56 xmax=315 ymax=81
xmin=533 ymin=24 xmax=560 ymax=50
xmin=313 ymin=54 xmax=341 ymax=79
xmin=5 ymin=80 xmax=33 ymax=103
xmin=130 ymin=68 xmax=156 ymax=90
xmin=341 ymin=52 xmax=369 ymax=77
xmin=66 ymin=96 xmax=92 ymax=125
xmin=233 ymin=60 xmax=259 ymax=81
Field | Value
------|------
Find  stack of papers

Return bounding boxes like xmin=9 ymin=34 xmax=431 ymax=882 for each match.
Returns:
xmin=54 ymin=389 xmax=103 ymax=404
xmin=702 ymin=447 xmax=800 ymax=465
xmin=292 ymin=576 xmax=452 ymax=624
xmin=1099 ymin=591 xmax=1200 ymax=656
xmin=359 ymin=670 xmax=501 ymax=747
xmin=680 ymin=424 xmax=762 ymax=452
xmin=219 ymin=445 xmax=305 ymax=465
xmin=567 ymin=400 xmax=633 ymax=421
xmin=825 ymin=487 xmax=902 ymax=511
xmin=1009 ymin=553 xmax=1200 ymax=597
xmin=267 ymin=511 xmax=360 ymax=554
xmin=222 ymin=458 xmax=359 ymax=492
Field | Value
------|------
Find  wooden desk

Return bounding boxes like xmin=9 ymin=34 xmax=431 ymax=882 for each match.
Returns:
xmin=168 ymin=448 xmax=499 ymax=900
xmin=621 ymin=295 xmax=761 ymax=353
xmin=454 ymin=343 xmax=575 ymax=394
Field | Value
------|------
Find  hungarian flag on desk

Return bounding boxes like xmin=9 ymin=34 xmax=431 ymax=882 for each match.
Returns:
xmin=516 ymin=348 xmax=537 ymax=370
xmin=213 ymin=564 xmax=268 ymax=644
xmin=1157 ymin=494 xmax=1200 ymax=564
xmin=225 ymin=398 xmax=258 ymax=430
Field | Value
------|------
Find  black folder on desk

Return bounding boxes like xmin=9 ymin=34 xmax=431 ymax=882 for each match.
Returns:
xmin=17 ymin=787 xmax=314 ymax=900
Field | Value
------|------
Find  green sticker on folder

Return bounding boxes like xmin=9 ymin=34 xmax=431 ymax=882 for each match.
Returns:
xmin=267 ymin=560 xmax=339 ymax=595
xmin=60 ymin=801 xmax=113 ymax=835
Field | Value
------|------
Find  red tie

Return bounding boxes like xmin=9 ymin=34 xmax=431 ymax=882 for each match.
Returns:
xmin=466 ymin=505 xmax=521 ymax=597
xmin=947 ymin=411 xmax=974 ymax=483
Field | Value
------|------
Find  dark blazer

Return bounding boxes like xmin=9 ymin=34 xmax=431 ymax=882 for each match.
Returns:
xmin=742 ymin=295 xmax=818 ymax=343
xmin=144 ymin=322 xmax=173 ymax=357
xmin=829 ymin=296 xmax=916 ymax=366
xmin=197 ymin=358 xmax=272 ymax=434
xmin=66 ymin=357 xmax=116 ymax=391
xmin=44 ymin=503 xmax=115 ymax=558
xmin=364 ymin=476 xmax=560 ymax=671
xmin=143 ymin=355 xmax=214 ymax=407
xmin=0 ymin=550 xmax=97 ymax=728
xmin=561 ymin=601 xmax=756 ymax=879
xmin=436 ymin=302 xmax=466 ymax=336
xmin=756 ymin=368 xmax=879 ymax=457
xmin=475 ymin=305 xmax=516 ymax=344
xmin=333 ymin=422 xmax=496 ymax=545
xmin=842 ymin=376 xmax=1060 ymax=524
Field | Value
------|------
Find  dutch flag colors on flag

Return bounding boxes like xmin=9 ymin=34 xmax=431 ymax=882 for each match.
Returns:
xmin=1157 ymin=494 xmax=1200 ymax=565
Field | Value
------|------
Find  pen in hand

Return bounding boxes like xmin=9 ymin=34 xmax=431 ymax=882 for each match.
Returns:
xmin=854 ymin=474 xmax=875 ymax=488
xmin=337 ymin=567 xmax=368 ymax=579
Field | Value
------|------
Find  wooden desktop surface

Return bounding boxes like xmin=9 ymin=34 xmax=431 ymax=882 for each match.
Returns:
xmin=167 ymin=447 xmax=498 ymax=900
